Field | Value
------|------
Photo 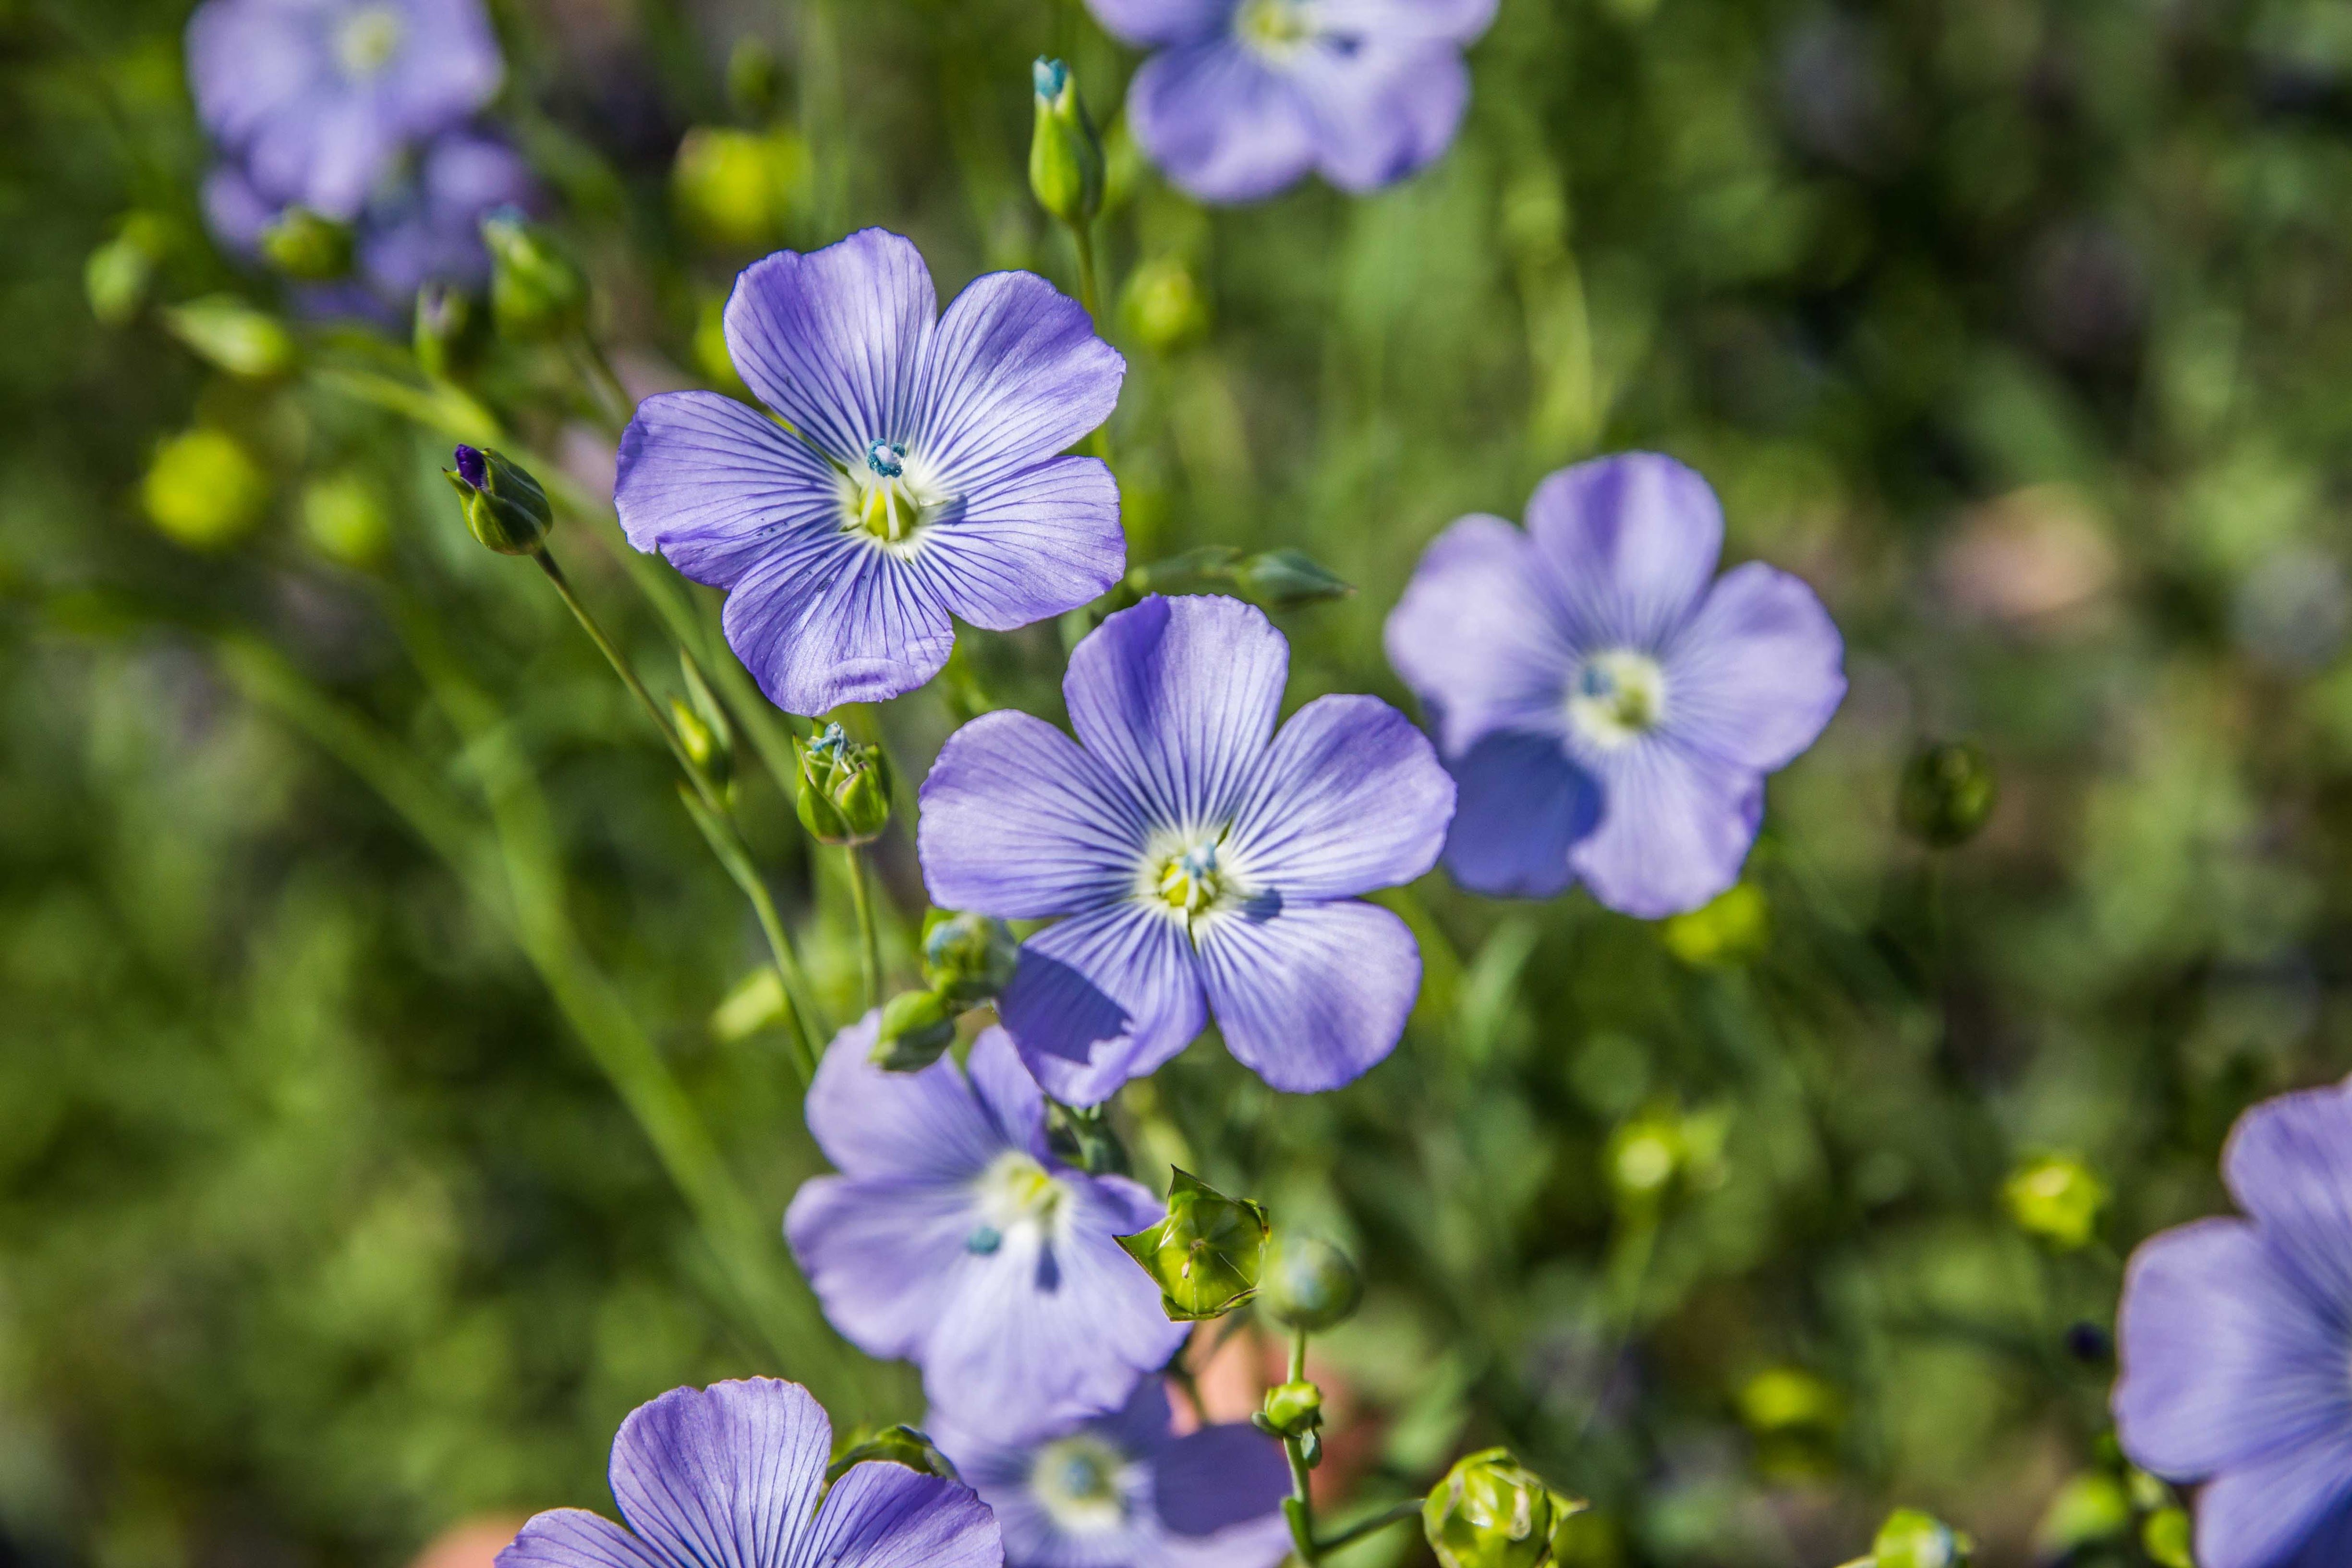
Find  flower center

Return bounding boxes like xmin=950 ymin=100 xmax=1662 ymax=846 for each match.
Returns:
xmin=1235 ymin=0 xmax=1314 ymax=58
xmin=334 ymin=3 xmax=406 ymax=77
xmin=1567 ymin=650 xmax=1667 ymax=748
xmin=1029 ymin=1435 xmax=1130 ymax=1536
xmin=969 ymin=1151 xmax=1064 ymax=1253
xmin=841 ymin=440 xmax=937 ymax=549
xmin=1156 ymin=838 xmax=1223 ymax=917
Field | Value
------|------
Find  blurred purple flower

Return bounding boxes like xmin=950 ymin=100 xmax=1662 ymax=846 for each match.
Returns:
xmin=1085 ymin=0 xmax=1494 ymax=204
xmin=919 ymin=594 xmax=1455 ymax=1105
xmin=784 ymin=1017 xmax=1186 ymax=1444
xmin=186 ymin=0 xmax=504 ymax=219
xmin=1383 ymin=453 xmax=1844 ymax=919
xmin=2115 ymin=1077 xmax=2352 ymax=1568
xmin=930 ymin=1379 xmax=1291 ymax=1568
xmin=615 ymin=229 xmax=1126 ymax=716
xmin=498 ymin=1379 xmax=1001 ymax=1568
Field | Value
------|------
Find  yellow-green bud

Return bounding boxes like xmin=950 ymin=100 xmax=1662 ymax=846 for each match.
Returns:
xmin=442 ymin=444 xmax=553 ymax=556
xmin=1120 ymin=256 xmax=1210 ymax=354
xmin=1422 ymin=1450 xmax=1586 ymax=1568
xmin=1233 ymin=549 xmax=1352 ymax=609
xmin=1116 ymin=1168 xmax=1268 ymax=1321
xmin=2142 ymin=1508 xmax=2192 ymax=1568
xmin=824 ymin=1424 xmax=958 ymax=1484
xmin=1256 ymin=1379 xmax=1322 ymax=1438
xmin=161 ymin=294 xmax=297 ymax=379
xmin=673 ymin=126 xmax=811 ymax=249
xmin=922 ymin=910 xmax=1020 ymax=1006
xmin=1660 ymin=881 xmax=1769 ymax=965
xmin=143 ymin=428 xmax=270 ymax=550
xmin=1871 ymin=1510 xmax=1970 ymax=1568
xmin=1259 ymin=1233 xmax=1362 ymax=1332
xmin=1899 ymin=741 xmax=1997 ymax=848
xmin=1029 ymin=58 xmax=1104 ymax=229
xmin=671 ymin=656 xmax=735 ymax=796
xmin=258 ymin=206 xmax=353 ymax=280
xmin=86 ymin=214 xmax=170 ymax=328
xmin=2032 ymin=1473 xmax=2130 ymax=1558
xmin=794 ymin=723 xmax=893 ymax=845
xmin=872 ymin=991 xmax=958 ymax=1072
xmin=414 ymin=283 xmax=487 ymax=382
xmin=482 ymin=209 xmax=587 ymax=341
xmin=1734 ymin=1367 xmax=1840 ymax=1437
xmin=2002 ymin=1152 xmax=2109 ymax=1252
xmin=299 ymin=471 xmax=391 ymax=570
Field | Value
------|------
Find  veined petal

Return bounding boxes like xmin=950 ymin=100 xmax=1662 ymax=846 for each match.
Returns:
xmin=966 ymin=1027 xmax=1054 ymax=1162
xmin=1085 ymin=0 xmax=1232 ymax=47
xmin=725 ymin=231 xmax=935 ymax=463
xmin=795 ymin=1463 xmax=1000 ymax=1568
xmin=499 ymin=1511 xmax=673 ymax=1568
xmin=1197 ymin=899 xmax=1417 ymax=1093
xmin=1128 ymin=43 xmax=1321 ymax=205
xmin=1439 ymin=731 xmax=1599 ymax=899
xmin=1064 ymin=596 xmax=1287 ymax=830
xmin=1289 ymin=43 xmax=1470 ymax=194
xmin=609 ymin=1380 xmax=832 ymax=1568
xmin=802 ymin=1013 xmax=1007 ymax=1181
xmin=919 ymin=710 xmax=1152 ymax=919
xmin=1568 ymin=742 xmax=1760 ymax=919
xmin=917 ymin=459 xmax=1125 ymax=634
xmin=1525 ymin=454 xmax=1725 ymax=651
xmin=1384 ymin=513 xmax=1577 ymax=757
xmin=1151 ymin=1424 xmax=1291 ymax=1538
xmin=1662 ymin=562 xmax=1846 ymax=772
xmin=2222 ymin=1076 xmax=2352 ymax=1306
xmin=915 ymin=271 xmax=1124 ymax=490
xmin=2195 ymin=1440 xmax=2352 ymax=1568
xmin=1228 ymin=694 xmax=1454 ymax=900
xmin=998 ymin=902 xmax=1207 ymax=1107
xmin=785 ymin=1176 xmax=980 ymax=1363
xmin=615 ymin=391 xmax=841 ymax=589
xmin=719 ymin=530 xmax=954 ymax=716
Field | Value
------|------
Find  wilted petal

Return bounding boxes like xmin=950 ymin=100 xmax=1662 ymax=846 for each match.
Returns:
xmin=919 ymin=709 xmax=1152 ymax=919
xmin=915 ymin=271 xmax=1124 ymax=489
xmin=1525 ymin=454 xmax=1725 ymax=651
xmin=609 ymin=1380 xmax=832 ymax=1568
xmin=1568 ymin=742 xmax=1760 ymax=919
xmin=1438 ymin=731 xmax=1598 ymax=899
xmin=724 ymin=231 xmax=935 ymax=463
xmin=1128 ymin=43 xmax=1321 ymax=204
xmin=1228 ymin=694 xmax=1454 ymax=900
xmin=616 ymin=391 xmax=841 ymax=589
xmin=1662 ymin=562 xmax=1846 ymax=772
xmin=998 ymin=902 xmax=1207 ymax=1106
xmin=1197 ymin=899 xmax=1418 ymax=1093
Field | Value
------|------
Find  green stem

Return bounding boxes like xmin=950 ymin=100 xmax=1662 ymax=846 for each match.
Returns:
xmin=533 ymin=546 xmax=708 ymax=799
xmin=1067 ymin=221 xmax=1116 ymax=469
xmin=1281 ymin=1327 xmax=1319 ymax=1567
xmin=846 ymin=843 xmax=884 ymax=1011
xmin=1313 ymin=1499 xmax=1425 ymax=1555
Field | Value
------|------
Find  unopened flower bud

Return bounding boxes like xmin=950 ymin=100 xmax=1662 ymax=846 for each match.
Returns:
xmin=86 ymin=213 xmax=170 ymax=328
xmin=1029 ymin=58 xmax=1104 ymax=229
xmin=414 ymin=284 xmax=487 ymax=381
xmin=1603 ymin=1117 xmax=1681 ymax=1206
xmin=442 ymin=444 xmax=553 ymax=556
xmin=1899 ymin=741 xmax=1996 ymax=848
xmin=1117 ymin=1168 xmax=1268 ymax=1321
xmin=1660 ymin=881 xmax=1769 ymax=966
xmin=2141 ymin=1508 xmax=2192 ymax=1568
xmin=1120 ymin=256 xmax=1209 ymax=354
xmin=922 ymin=910 xmax=1020 ymax=1006
xmin=1233 ymin=549 xmax=1353 ymax=609
xmin=2033 ymin=1473 xmax=2130 ymax=1558
xmin=672 ymin=656 xmax=735 ymax=796
xmin=2001 ymin=1153 xmax=2108 ymax=1252
xmin=258 ymin=206 xmax=352 ymax=280
xmin=1422 ymin=1450 xmax=1586 ymax=1568
xmin=482 ymin=208 xmax=587 ymax=341
xmin=673 ymin=126 xmax=810 ymax=249
xmin=871 ymin=990 xmax=957 ymax=1072
xmin=1870 ymin=1510 xmax=1969 ymax=1568
xmin=1255 ymin=1379 xmax=1322 ymax=1438
xmin=824 ymin=1424 xmax=958 ymax=1483
xmin=1260 ymin=1233 xmax=1362 ymax=1332
xmin=144 ymin=428 xmax=270 ymax=550
xmin=795 ymin=723 xmax=893 ymax=844
xmin=299 ymin=471 xmax=391 ymax=570
xmin=161 ymin=294 xmax=296 ymax=379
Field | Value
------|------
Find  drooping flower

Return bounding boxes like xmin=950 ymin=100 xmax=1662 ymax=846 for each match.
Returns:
xmin=2114 ymin=1077 xmax=2352 ymax=1568
xmin=928 ymin=1378 xmax=1292 ymax=1568
xmin=186 ymin=0 xmax=505 ymax=220
xmin=1083 ymin=0 xmax=1495 ymax=204
xmin=918 ymin=594 xmax=1455 ymax=1105
xmin=615 ymin=229 xmax=1126 ymax=716
xmin=1383 ymin=453 xmax=1845 ymax=919
xmin=784 ymin=1016 xmax=1187 ymax=1444
xmin=498 ymin=1379 xmax=1001 ymax=1568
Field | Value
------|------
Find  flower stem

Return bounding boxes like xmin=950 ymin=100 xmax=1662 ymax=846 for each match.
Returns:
xmin=1281 ymin=1327 xmax=1320 ymax=1567
xmin=1313 ymin=1499 xmax=1425 ymax=1555
xmin=1071 ymin=219 xmax=1105 ymax=326
xmin=845 ymin=843 xmax=884 ymax=1012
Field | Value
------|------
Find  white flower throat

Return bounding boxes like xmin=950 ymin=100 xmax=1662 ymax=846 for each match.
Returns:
xmin=1142 ymin=828 xmax=1238 ymax=930
xmin=844 ymin=439 xmax=940 ymax=551
xmin=1235 ymin=0 xmax=1315 ymax=59
xmin=334 ymin=3 xmax=406 ymax=77
xmin=965 ymin=1151 xmax=1065 ymax=1256
xmin=1567 ymin=650 xmax=1667 ymax=748
xmin=1030 ymin=1434 xmax=1131 ymax=1535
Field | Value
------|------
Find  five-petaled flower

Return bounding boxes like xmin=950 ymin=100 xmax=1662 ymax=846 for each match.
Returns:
xmin=2115 ymin=1075 xmax=2352 ymax=1568
xmin=918 ymin=593 xmax=1456 ymax=1105
xmin=786 ymin=1017 xmax=1187 ymax=1443
xmin=616 ymin=229 xmax=1127 ymax=717
xmin=497 ymin=1379 xmax=1001 ymax=1568
xmin=1384 ymin=452 xmax=1845 ymax=919
xmin=1084 ymin=0 xmax=1495 ymax=204
xmin=929 ymin=1378 xmax=1291 ymax=1568
xmin=187 ymin=0 xmax=505 ymax=220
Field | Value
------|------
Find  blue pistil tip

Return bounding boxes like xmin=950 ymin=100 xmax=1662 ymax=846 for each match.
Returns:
xmin=1033 ymin=57 xmax=1069 ymax=99
xmin=966 ymin=1226 xmax=1003 ymax=1255
xmin=866 ymin=439 xmax=907 ymax=478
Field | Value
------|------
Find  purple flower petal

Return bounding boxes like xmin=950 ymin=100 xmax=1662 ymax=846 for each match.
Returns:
xmin=2222 ymin=1077 xmax=2352 ymax=1306
xmin=609 ymin=1380 xmax=833 ymax=1568
xmin=918 ymin=459 xmax=1125 ymax=633
xmin=1065 ymin=596 xmax=1287 ymax=830
xmin=799 ymin=1462 xmax=1001 ymax=1568
xmin=2113 ymin=1217 xmax=2348 ymax=1480
xmin=1568 ymin=743 xmax=1760 ymax=918
xmin=1228 ymin=694 xmax=1454 ymax=899
xmin=1286 ymin=44 xmax=1470 ymax=194
xmin=1315 ymin=0 xmax=1497 ymax=42
xmin=723 ymin=230 xmax=934 ymax=464
xmin=965 ymin=1027 xmax=1054 ymax=1164
xmin=1197 ymin=899 xmax=1418 ymax=1092
xmin=2194 ymin=1436 xmax=2352 ymax=1568
xmin=786 ymin=1176 xmax=975 ymax=1363
xmin=718 ymin=532 xmax=955 ymax=715
xmin=1151 ymin=1425 xmax=1291 ymax=1537
xmin=1085 ymin=0 xmax=1229 ymax=47
xmin=1438 ymin=731 xmax=1598 ymax=899
xmin=500 ymin=1511 xmax=673 ymax=1568
xmin=919 ymin=709 xmax=1152 ymax=919
xmin=998 ymin=902 xmax=1208 ymax=1107
xmin=1525 ymin=454 xmax=1725 ymax=652
xmin=1661 ymin=562 xmax=1846 ymax=772
xmin=801 ymin=1012 xmax=1009 ymax=1181
xmin=915 ymin=271 xmax=1125 ymax=489
xmin=616 ymin=392 xmax=840 ymax=589
xmin=1128 ymin=43 xmax=1320 ymax=205
xmin=1382 ymin=513 xmax=1576 ymax=757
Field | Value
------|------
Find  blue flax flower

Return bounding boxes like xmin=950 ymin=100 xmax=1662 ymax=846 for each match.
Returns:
xmin=1383 ymin=453 xmax=1845 ymax=919
xmin=919 ymin=594 xmax=1455 ymax=1105
xmin=2115 ymin=1076 xmax=2352 ymax=1568
xmin=785 ymin=1017 xmax=1187 ymax=1444
xmin=498 ymin=1379 xmax=1001 ymax=1568
xmin=616 ymin=229 xmax=1127 ymax=717
xmin=187 ymin=0 xmax=504 ymax=220
xmin=1084 ymin=0 xmax=1495 ymax=203
xmin=929 ymin=1379 xmax=1291 ymax=1568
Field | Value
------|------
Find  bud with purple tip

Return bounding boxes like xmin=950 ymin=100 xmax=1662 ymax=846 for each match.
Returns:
xmin=443 ymin=443 xmax=552 ymax=555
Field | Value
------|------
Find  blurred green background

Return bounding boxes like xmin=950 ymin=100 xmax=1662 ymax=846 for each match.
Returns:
xmin=5 ymin=0 xmax=2352 ymax=1564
